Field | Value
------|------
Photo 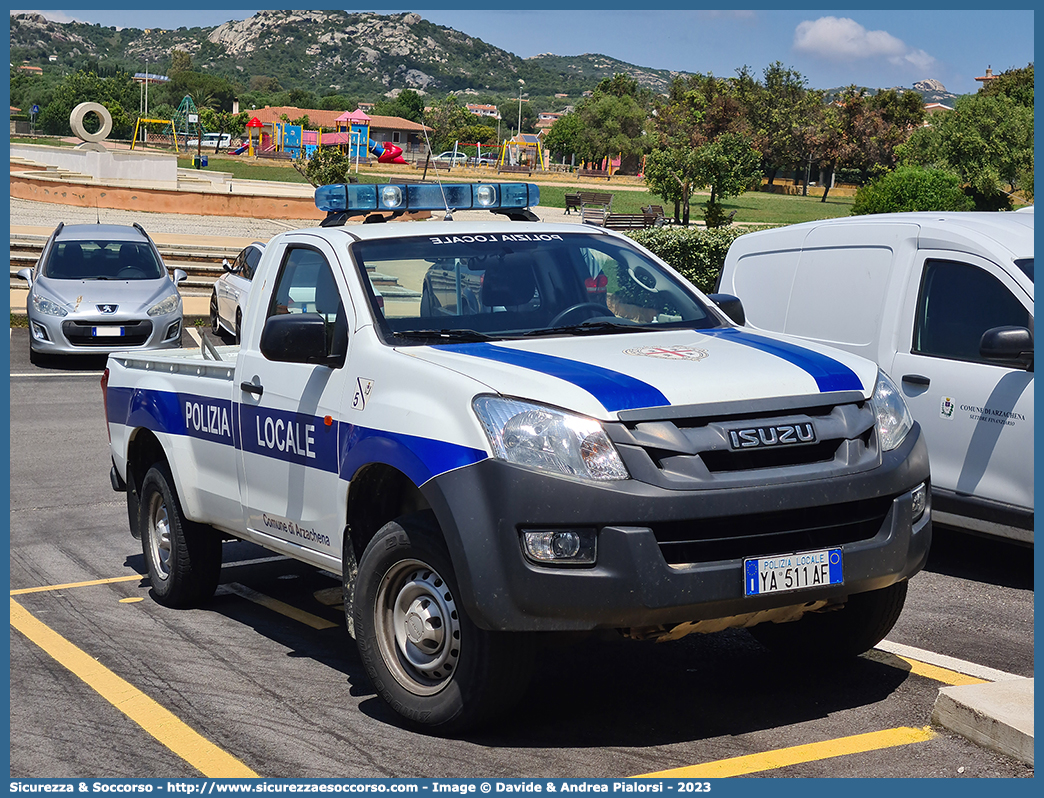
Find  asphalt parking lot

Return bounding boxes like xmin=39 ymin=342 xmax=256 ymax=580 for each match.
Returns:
xmin=8 ymin=325 xmax=1034 ymax=780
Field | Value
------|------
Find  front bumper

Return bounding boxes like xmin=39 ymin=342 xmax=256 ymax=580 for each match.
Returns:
xmin=28 ymin=308 xmax=183 ymax=354
xmin=424 ymin=425 xmax=931 ymax=632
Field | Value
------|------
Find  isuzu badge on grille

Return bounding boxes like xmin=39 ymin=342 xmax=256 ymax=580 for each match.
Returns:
xmin=728 ymin=423 xmax=817 ymax=450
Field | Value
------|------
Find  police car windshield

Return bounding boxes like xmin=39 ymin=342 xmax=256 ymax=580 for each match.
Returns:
xmin=44 ymin=240 xmax=165 ymax=281
xmin=351 ymin=232 xmax=723 ymax=343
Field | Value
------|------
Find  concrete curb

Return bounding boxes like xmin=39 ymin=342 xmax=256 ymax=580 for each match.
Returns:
xmin=932 ymin=678 xmax=1034 ymax=766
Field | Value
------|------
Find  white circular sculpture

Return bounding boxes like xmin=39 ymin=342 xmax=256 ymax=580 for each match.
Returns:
xmin=70 ymin=101 xmax=113 ymax=142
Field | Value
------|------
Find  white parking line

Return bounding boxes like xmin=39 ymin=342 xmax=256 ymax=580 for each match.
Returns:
xmin=10 ymin=371 xmax=102 ymax=378
xmin=878 ymin=639 xmax=1023 ymax=682
xmin=185 ymin=327 xmax=203 ymax=348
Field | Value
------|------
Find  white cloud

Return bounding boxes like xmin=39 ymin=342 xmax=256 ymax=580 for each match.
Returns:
xmin=793 ymin=16 xmax=936 ymax=71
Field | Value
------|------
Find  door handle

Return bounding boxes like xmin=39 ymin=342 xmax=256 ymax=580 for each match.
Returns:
xmin=902 ymin=374 xmax=930 ymax=387
xmin=240 ymin=381 xmax=264 ymax=396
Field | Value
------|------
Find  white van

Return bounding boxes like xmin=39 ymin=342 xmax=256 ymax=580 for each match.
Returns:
xmin=718 ymin=212 xmax=1034 ymax=543
xmin=187 ymin=132 xmax=232 ymax=149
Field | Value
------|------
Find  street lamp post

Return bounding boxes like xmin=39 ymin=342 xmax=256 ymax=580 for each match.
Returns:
xmin=516 ymin=79 xmax=525 ymax=137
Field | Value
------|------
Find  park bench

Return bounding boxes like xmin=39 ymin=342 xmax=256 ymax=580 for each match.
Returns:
xmin=565 ymin=191 xmax=614 ymax=215
xmin=577 ymin=168 xmax=612 ymax=180
xmin=604 ymin=212 xmax=662 ymax=231
xmin=641 ymin=204 xmax=666 ymax=220
xmin=497 ymin=163 xmax=532 ymax=176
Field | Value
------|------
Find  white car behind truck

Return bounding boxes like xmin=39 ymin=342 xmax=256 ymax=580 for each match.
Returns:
xmin=103 ymin=182 xmax=931 ymax=732
xmin=719 ymin=212 xmax=1033 ymax=544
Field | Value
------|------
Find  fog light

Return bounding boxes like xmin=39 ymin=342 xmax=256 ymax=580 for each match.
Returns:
xmin=911 ymin=482 xmax=928 ymax=522
xmin=166 ymin=320 xmax=181 ymax=341
xmin=30 ymin=321 xmax=50 ymax=342
xmin=522 ymin=529 xmax=596 ymax=566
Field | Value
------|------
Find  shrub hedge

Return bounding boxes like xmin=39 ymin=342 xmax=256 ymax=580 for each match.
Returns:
xmin=625 ymin=225 xmax=754 ymax=293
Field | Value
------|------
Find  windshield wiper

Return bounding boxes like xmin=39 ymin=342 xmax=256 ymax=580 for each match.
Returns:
xmin=522 ymin=320 xmax=658 ymax=337
xmin=394 ymin=328 xmax=494 ymax=343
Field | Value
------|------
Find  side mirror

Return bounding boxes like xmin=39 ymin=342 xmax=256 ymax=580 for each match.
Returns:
xmin=980 ymin=326 xmax=1033 ymax=370
xmin=707 ymin=293 xmax=746 ymax=326
xmin=222 ymin=258 xmax=235 ymax=274
xmin=260 ymin=313 xmax=346 ymax=368
xmin=173 ymin=268 xmax=188 ymax=285
xmin=17 ymin=268 xmax=33 ymax=288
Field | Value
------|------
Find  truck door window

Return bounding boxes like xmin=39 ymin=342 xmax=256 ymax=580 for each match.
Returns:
xmin=913 ymin=259 xmax=1031 ymax=363
xmin=268 ymin=246 xmax=347 ymax=355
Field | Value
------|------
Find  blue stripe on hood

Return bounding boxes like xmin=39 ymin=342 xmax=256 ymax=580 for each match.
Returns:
xmin=704 ymin=328 xmax=864 ymax=393
xmin=433 ymin=342 xmax=670 ymax=413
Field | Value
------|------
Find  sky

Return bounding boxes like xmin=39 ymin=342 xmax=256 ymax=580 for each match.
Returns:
xmin=9 ymin=6 xmax=1036 ymax=96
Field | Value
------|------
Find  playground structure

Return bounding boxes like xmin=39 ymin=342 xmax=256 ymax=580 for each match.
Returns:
xmin=498 ymin=133 xmax=547 ymax=170
xmin=265 ymin=109 xmax=406 ymax=165
xmin=130 ymin=118 xmax=179 ymax=152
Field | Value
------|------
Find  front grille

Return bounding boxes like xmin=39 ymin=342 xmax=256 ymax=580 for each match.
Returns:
xmin=62 ymin=320 xmax=153 ymax=347
xmin=608 ymin=395 xmax=878 ymax=490
xmin=650 ymin=495 xmax=894 ymax=565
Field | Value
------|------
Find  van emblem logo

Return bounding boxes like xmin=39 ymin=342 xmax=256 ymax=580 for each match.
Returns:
xmin=940 ymin=397 xmax=955 ymax=419
xmin=97 ymin=304 xmax=118 ymax=314
xmin=728 ymin=423 xmax=817 ymax=450
xmin=624 ymin=345 xmax=708 ymax=362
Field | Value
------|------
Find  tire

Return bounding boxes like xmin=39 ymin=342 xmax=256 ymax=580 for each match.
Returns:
xmin=352 ymin=513 xmax=534 ymax=733
xmin=139 ymin=463 xmax=222 ymax=608
xmin=234 ymin=310 xmax=242 ymax=344
xmin=209 ymin=293 xmax=220 ymax=336
xmin=749 ymin=580 xmax=908 ymax=661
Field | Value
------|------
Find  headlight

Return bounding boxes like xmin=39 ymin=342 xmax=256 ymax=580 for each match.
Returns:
xmin=148 ymin=293 xmax=181 ymax=317
xmin=32 ymin=293 xmax=68 ymax=317
xmin=473 ymin=396 xmax=630 ymax=482
xmin=872 ymin=370 xmax=914 ymax=451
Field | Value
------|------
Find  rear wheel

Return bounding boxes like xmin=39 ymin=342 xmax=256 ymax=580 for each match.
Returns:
xmin=749 ymin=580 xmax=908 ymax=661
xmin=140 ymin=463 xmax=222 ymax=608
xmin=352 ymin=513 xmax=534 ymax=733
xmin=234 ymin=309 xmax=242 ymax=344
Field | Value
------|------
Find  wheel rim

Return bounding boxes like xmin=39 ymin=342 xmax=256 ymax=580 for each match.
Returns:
xmin=145 ymin=491 xmax=172 ymax=581
xmin=374 ymin=558 xmax=461 ymax=695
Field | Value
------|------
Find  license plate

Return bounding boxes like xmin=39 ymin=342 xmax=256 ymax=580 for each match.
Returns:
xmin=93 ymin=326 xmax=124 ymax=337
xmin=744 ymin=548 xmax=843 ymax=596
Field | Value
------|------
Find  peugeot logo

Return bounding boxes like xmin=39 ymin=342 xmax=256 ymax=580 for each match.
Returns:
xmin=728 ymin=423 xmax=817 ymax=450
xmin=97 ymin=304 xmax=118 ymax=314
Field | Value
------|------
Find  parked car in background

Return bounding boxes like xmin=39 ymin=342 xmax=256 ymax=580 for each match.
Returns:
xmin=18 ymin=223 xmax=186 ymax=361
xmin=718 ymin=211 xmax=1034 ymax=544
xmin=431 ymin=151 xmax=467 ymax=165
xmin=469 ymin=155 xmax=496 ymax=167
xmin=211 ymin=241 xmax=265 ymax=342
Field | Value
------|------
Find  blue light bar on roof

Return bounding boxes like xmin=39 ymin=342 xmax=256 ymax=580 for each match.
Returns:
xmin=315 ymin=183 xmax=540 ymax=214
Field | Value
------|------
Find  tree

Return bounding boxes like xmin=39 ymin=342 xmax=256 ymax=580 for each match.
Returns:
xmin=297 ymin=146 xmax=354 ymax=187
xmin=542 ymin=111 xmax=586 ymax=163
xmin=692 ymin=133 xmax=763 ymax=226
xmin=496 ymin=98 xmax=537 ymax=137
xmin=373 ymin=89 xmax=424 ymax=123
xmin=735 ymin=63 xmax=824 ymax=186
xmin=421 ymin=95 xmax=477 ymax=152
xmin=851 ymin=166 xmax=974 ymax=215
xmin=36 ymin=69 xmax=137 ymax=138
xmin=899 ymin=92 xmax=1033 ymax=208
xmin=569 ymin=74 xmax=652 ymax=174
xmin=168 ymin=48 xmax=192 ymax=77
xmin=900 ymin=63 xmax=1034 ymax=208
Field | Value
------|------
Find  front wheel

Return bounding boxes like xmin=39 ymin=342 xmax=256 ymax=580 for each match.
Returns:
xmin=209 ymin=293 xmax=220 ymax=335
xmin=140 ymin=463 xmax=222 ymax=608
xmin=748 ymin=580 xmax=908 ymax=661
xmin=352 ymin=514 xmax=534 ymax=733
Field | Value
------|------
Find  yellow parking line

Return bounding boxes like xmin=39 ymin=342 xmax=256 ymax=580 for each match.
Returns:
xmin=220 ymin=583 xmax=338 ymax=630
xmin=634 ymin=726 xmax=936 ymax=778
xmin=10 ymin=598 xmax=259 ymax=778
xmin=11 ymin=575 xmax=144 ymax=595
xmin=866 ymin=649 xmax=988 ymax=686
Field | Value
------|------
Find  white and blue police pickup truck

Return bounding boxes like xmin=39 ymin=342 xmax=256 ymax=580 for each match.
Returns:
xmin=103 ymin=182 xmax=931 ymax=732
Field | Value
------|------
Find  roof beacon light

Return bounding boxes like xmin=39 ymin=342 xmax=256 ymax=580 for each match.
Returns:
xmin=315 ymin=182 xmax=540 ymax=225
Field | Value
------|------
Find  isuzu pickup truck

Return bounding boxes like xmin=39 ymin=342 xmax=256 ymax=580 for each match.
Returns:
xmin=103 ymin=182 xmax=931 ymax=732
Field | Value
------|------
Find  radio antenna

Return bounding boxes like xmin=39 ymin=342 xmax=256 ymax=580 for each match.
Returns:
xmin=420 ymin=122 xmax=452 ymax=220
